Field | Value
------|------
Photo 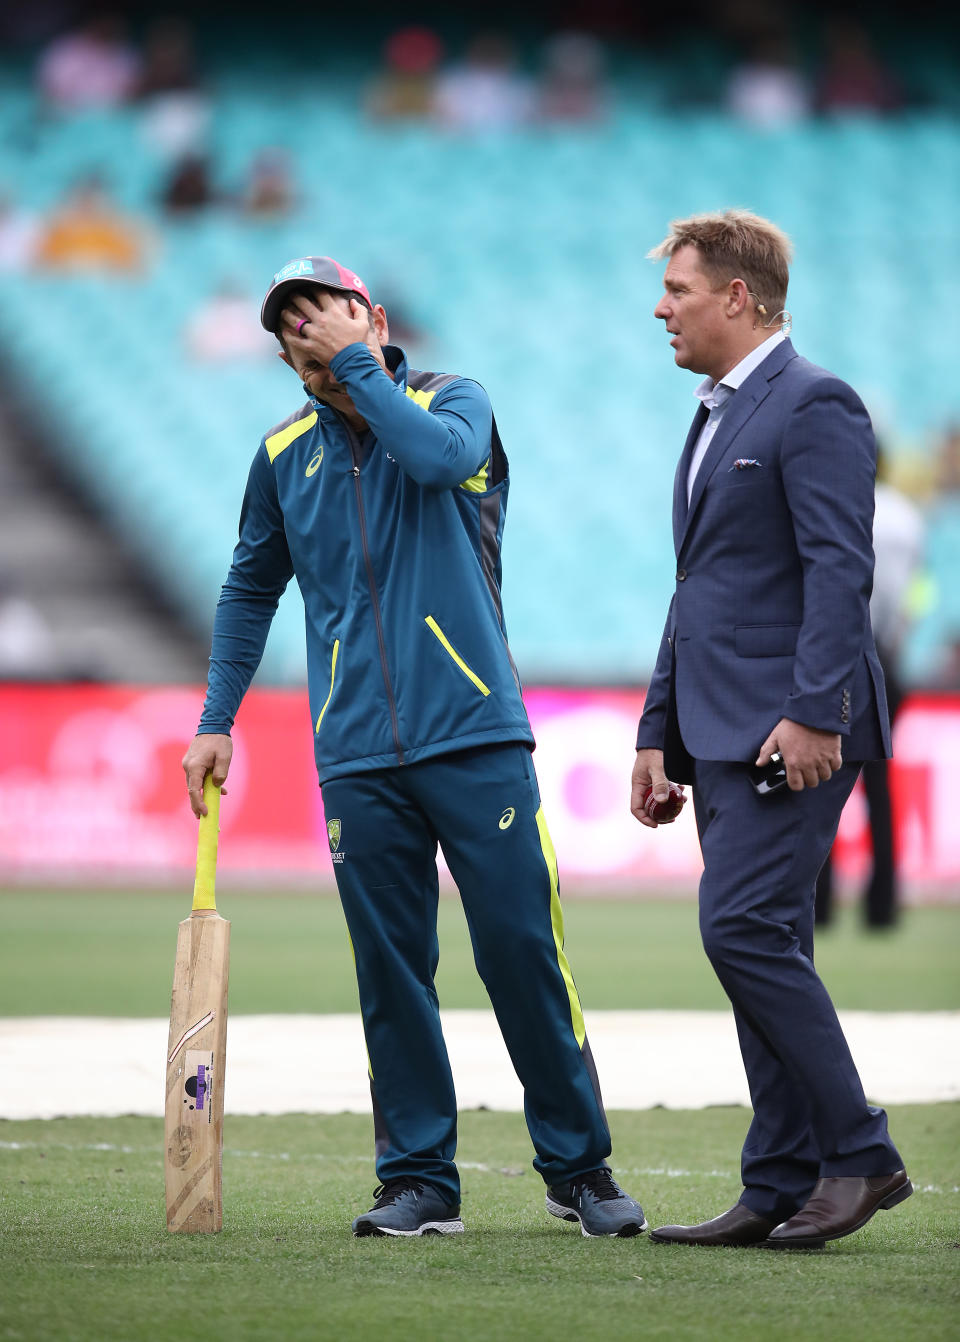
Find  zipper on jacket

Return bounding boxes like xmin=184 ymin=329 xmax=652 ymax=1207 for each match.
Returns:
xmin=347 ymin=441 xmax=404 ymax=764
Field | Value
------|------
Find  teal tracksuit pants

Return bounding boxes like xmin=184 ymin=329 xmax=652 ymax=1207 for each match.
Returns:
xmin=320 ymin=742 xmax=611 ymax=1205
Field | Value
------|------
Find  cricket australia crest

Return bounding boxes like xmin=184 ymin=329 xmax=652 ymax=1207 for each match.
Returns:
xmin=327 ymin=818 xmax=343 ymax=863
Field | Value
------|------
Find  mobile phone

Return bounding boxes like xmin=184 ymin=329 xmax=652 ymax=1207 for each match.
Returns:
xmin=748 ymin=751 xmax=788 ymax=796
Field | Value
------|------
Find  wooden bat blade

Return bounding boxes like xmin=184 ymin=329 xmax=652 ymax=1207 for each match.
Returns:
xmin=164 ymin=912 xmax=230 ymax=1232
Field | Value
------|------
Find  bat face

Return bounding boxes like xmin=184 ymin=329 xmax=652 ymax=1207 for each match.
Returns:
xmin=165 ymin=911 xmax=230 ymax=1232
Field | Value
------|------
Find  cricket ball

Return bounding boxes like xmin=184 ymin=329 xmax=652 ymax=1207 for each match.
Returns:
xmin=642 ymin=781 xmax=686 ymax=823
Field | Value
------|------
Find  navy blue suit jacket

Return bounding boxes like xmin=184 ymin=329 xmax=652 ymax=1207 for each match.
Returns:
xmin=637 ymin=339 xmax=891 ymax=785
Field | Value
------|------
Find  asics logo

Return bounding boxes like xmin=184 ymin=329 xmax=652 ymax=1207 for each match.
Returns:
xmin=499 ymin=807 xmax=516 ymax=830
xmin=306 ymin=447 xmax=324 ymax=477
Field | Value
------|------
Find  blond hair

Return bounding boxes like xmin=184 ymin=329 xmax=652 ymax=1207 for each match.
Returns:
xmin=649 ymin=209 xmax=793 ymax=315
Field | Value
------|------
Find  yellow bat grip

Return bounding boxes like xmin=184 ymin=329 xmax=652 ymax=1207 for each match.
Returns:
xmin=192 ymin=776 xmax=220 ymax=912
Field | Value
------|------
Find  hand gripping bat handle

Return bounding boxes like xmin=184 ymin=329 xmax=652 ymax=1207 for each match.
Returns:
xmin=192 ymin=776 xmax=221 ymax=914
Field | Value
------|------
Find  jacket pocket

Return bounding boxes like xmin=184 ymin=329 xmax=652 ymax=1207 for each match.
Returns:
xmin=315 ymin=638 xmax=340 ymax=732
xmin=714 ymin=473 xmax=768 ymax=490
xmin=734 ymin=624 xmax=800 ymax=658
xmin=424 ymin=616 xmax=490 ymax=696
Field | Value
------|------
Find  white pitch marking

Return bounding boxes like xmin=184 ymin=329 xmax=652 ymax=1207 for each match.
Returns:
xmin=1 ymin=1010 xmax=957 ymax=1119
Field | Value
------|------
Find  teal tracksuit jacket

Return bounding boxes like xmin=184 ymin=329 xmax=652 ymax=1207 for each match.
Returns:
xmin=198 ymin=342 xmax=534 ymax=775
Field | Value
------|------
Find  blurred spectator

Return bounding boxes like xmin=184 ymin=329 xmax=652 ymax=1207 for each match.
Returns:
xmin=34 ymin=176 xmax=145 ymax=272
xmin=869 ymin=461 xmax=928 ymax=683
xmin=537 ymin=31 xmax=610 ymax=123
xmin=136 ymin=16 xmax=212 ymax=159
xmin=160 ymin=152 xmax=218 ymax=214
xmin=932 ymin=634 xmax=960 ymax=690
xmin=137 ymin=15 xmax=200 ymax=99
xmin=366 ymin=26 xmax=445 ymax=121
xmin=934 ymin=423 xmax=960 ymax=495
xmin=184 ymin=283 xmax=276 ymax=362
xmin=816 ymin=450 xmax=926 ymax=930
xmin=0 ymin=579 xmax=58 ymax=679
xmin=434 ymin=33 xmax=535 ymax=131
xmin=0 ymin=193 xmax=40 ymax=271
xmin=240 ymin=148 xmax=296 ymax=220
xmin=726 ymin=33 xmax=812 ymax=126
xmin=36 ymin=12 xmax=141 ymax=112
xmin=817 ymin=19 xmax=903 ymax=116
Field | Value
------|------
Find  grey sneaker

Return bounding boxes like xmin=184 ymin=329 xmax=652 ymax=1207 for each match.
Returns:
xmin=352 ymin=1178 xmax=465 ymax=1238
xmin=546 ymin=1167 xmax=647 ymax=1238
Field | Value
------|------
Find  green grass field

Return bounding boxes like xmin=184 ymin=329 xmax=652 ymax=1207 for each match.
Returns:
xmin=2 ymin=892 xmax=958 ymax=1340
xmin=2 ymin=892 xmax=959 ymax=1015
xmin=2 ymin=1106 xmax=958 ymax=1342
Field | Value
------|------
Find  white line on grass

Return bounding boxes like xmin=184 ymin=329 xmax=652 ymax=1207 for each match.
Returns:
xmin=1 ymin=1141 xmax=957 ymax=1193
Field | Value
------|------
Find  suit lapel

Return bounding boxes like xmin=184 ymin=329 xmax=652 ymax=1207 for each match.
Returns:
xmin=684 ymin=387 xmax=764 ymax=526
xmin=673 ymin=403 xmax=708 ymax=552
xmin=678 ymin=340 xmax=797 ymax=554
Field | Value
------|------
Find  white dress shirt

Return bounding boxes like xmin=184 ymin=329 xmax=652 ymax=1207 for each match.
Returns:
xmin=687 ymin=331 xmax=787 ymax=504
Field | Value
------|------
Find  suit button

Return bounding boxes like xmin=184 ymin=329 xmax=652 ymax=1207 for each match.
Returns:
xmin=676 ymin=568 xmax=687 ymax=581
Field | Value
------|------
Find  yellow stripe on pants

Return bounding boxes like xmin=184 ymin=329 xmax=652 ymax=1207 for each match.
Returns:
xmin=535 ymin=805 xmax=586 ymax=1048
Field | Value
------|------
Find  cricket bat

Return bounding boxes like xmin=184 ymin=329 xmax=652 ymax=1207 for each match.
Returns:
xmin=164 ymin=776 xmax=230 ymax=1232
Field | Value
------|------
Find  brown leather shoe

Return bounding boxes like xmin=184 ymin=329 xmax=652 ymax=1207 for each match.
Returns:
xmin=766 ymin=1171 xmax=913 ymax=1249
xmin=649 ymin=1203 xmax=776 ymax=1246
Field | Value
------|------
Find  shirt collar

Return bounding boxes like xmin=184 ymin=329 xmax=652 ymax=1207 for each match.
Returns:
xmin=694 ymin=330 xmax=787 ymax=407
xmin=383 ymin=343 xmax=407 ymax=384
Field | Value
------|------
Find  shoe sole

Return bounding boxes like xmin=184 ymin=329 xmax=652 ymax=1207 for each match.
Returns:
xmin=648 ymin=1230 xmax=770 ymax=1247
xmin=545 ymin=1196 xmax=647 ymax=1238
xmin=764 ymin=1180 xmax=914 ymax=1250
xmin=353 ymin=1218 xmax=465 ymax=1238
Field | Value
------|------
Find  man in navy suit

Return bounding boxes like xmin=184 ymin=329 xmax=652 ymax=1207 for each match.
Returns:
xmin=633 ymin=210 xmax=912 ymax=1249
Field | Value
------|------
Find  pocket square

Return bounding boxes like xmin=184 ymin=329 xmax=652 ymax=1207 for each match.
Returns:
xmin=730 ymin=458 xmax=762 ymax=471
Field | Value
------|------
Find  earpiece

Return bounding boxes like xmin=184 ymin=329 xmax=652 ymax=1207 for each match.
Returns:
xmin=747 ymin=291 xmax=791 ymax=334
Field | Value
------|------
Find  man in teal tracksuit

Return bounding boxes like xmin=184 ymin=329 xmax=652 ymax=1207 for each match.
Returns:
xmin=182 ymin=255 xmax=645 ymax=1238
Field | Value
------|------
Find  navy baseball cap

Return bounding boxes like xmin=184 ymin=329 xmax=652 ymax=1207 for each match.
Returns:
xmin=260 ymin=256 xmax=373 ymax=333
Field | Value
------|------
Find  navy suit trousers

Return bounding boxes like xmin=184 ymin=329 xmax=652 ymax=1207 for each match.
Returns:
xmin=692 ymin=758 xmax=903 ymax=1222
xmin=320 ymin=742 xmax=611 ymax=1204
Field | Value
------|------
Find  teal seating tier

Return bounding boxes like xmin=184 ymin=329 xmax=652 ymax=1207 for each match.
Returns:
xmin=0 ymin=79 xmax=957 ymax=684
